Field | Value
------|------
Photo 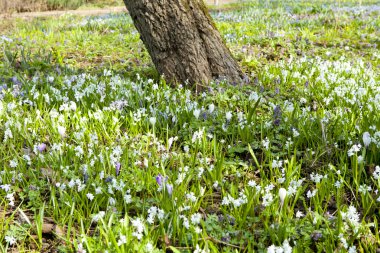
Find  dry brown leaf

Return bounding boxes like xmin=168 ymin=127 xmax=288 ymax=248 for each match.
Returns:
xmin=54 ymin=225 xmax=65 ymax=237
xmin=164 ymin=234 xmax=171 ymax=246
xmin=42 ymin=223 xmax=55 ymax=234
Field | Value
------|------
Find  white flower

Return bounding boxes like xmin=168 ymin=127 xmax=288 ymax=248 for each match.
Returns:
xmin=262 ymin=137 xmax=270 ymax=150
xmin=47 ymin=76 xmax=54 ymax=83
xmin=95 ymin=187 xmax=102 ymax=195
xmin=193 ymin=109 xmax=201 ymax=119
xmin=334 ymin=180 xmax=343 ymax=188
xmin=131 ymin=217 xmax=145 ymax=240
xmin=124 ymin=193 xmax=132 ymax=204
xmin=194 ymin=244 xmax=209 ymax=253
xmin=267 ymin=239 xmax=292 ymax=253
xmin=272 ymin=159 xmax=282 ymax=168
xmin=262 ymin=192 xmax=273 ymax=206
xmin=181 ymin=216 xmax=190 ymax=229
xmin=117 ymin=234 xmax=127 ymax=246
xmin=190 ymin=213 xmax=202 ymax=225
xmin=208 ymin=104 xmax=215 ymax=113
xmin=282 ymin=239 xmax=292 ymax=253
xmin=9 ymin=159 xmax=18 ymax=168
xmin=149 ymin=117 xmax=156 ymax=125
xmin=92 ymin=211 xmax=106 ymax=222
xmin=358 ymin=184 xmax=371 ymax=194
xmin=69 ymin=101 xmax=77 ymax=111
xmin=145 ymin=242 xmax=154 ymax=252
xmin=186 ymin=192 xmax=197 ymax=202
xmin=363 ymin=132 xmax=371 ymax=147
xmin=194 ymin=226 xmax=202 ymax=234
xmin=109 ymin=197 xmax=116 ymax=205
xmin=86 ymin=193 xmax=94 ymax=201
xmin=306 ymin=189 xmax=318 ymax=198
xmin=342 ymin=205 xmax=360 ymax=229
xmin=7 ymin=192 xmax=15 ymax=206
xmin=192 ymin=128 xmax=204 ymax=143
xmin=57 ymin=125 xmax=66 ymax=138
xmin=295 ymin=211 xmax=304 ymax=218
xmin=357 ymin=155 xmax=364 ymax=164
xmin=373 ymin=166 xmax=380 ymax=180
xmin=77 ymin=242 xmax=86 ymax=253
xmin=310 ymin=173 xmax=323 ymax=183
xmin=347 ymin=144 xmax=361 ymax=157
xmin=348 ymin=246 xmax=356 ymax=253
xmin=5 ymin=235 xmax=17 ymax=245
xmin=226 ymin=111 xmax=232 ymax=121
xmin=267 ymin=245 xmax=276 ymax=253
xmin=279 ymin=188 xmax=287 ymax=205
xmin=0 ymin=184 xmax=11 ymax=192
xmin=4 ymin=128 xmax=13 ymax=142
xmin=248 ymin=180 xmax=256 ymax=187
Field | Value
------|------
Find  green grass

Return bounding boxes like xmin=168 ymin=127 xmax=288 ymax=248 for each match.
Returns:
xmin=0 ymin=0 xmax=380 ymax=252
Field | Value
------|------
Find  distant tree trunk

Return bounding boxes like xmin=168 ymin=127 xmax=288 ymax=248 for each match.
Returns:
xmin=123 ymin=0 xmax=244 ymax=87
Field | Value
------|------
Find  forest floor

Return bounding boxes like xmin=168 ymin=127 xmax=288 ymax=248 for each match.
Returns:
xmin=0 ymin=0 xmax=238 ymax=19
xmin=1 ymin=0 xmax=379 ymax=252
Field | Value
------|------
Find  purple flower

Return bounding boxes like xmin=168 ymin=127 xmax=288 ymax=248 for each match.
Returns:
xmin=105 ymin=176 xmax=113 ymax=183
xmin=156 ymin=174 xmax=164 ymax=186
xmin=115 ymin=162 xmax=121 ymax=176
xmin=37 ymin=143 xmax=47 ymax=152
xmin=166 ymin=184 xmax=173 ymax=195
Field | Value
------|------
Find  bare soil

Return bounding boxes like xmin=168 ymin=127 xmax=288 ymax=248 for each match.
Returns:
xmin=0 ymin=0 xmax=239 ymax=19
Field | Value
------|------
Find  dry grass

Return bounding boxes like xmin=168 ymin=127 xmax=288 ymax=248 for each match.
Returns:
xmin=0 ymin=0 xmax=123 ymax=13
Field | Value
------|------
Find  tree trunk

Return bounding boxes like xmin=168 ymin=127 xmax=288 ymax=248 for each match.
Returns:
xmin=123 ymin=0 xmax=244 ymax=87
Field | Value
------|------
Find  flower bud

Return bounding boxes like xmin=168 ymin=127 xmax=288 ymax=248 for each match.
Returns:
xmin=363 ymin=132 xmax=371 ymax=147
xmin=279 ymin=188 xmax=287 ymax=205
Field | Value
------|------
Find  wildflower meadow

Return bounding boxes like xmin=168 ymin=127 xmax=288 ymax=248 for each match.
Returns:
xmin=0 ymin=0 xmax=380 ymax=252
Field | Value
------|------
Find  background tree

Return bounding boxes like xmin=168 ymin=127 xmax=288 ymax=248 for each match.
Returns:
xmin=123 ymin=0 xmax=244 ymax=87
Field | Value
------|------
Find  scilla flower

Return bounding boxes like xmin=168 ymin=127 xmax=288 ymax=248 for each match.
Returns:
xmin=226 ymin=111 xmax=232 ymax=121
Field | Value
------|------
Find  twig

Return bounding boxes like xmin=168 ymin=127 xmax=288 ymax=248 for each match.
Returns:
xmin=206 ymin=236 xmax=246 ymax=250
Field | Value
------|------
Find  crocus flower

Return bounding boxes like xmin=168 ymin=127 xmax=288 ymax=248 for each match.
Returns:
xmin=57 ymin=126 xmax=66 ymax=138
xmin=156 ymin=174 xmax=164 ymax=186
xmin=115 ymin=162 xmax=121 ymax=176
xmin=37 ymin=143 xmax=47 ymax=152
xmin=149 ymin=117 xmax=156 ymax=125
xmin=279 ymin=188 xmax=287 ymax=205
xmin=363 ymin=132 xmax=371 ymax=147
xmin=193 ymin=109 xmax=201 ymax=119
xmin=166 ymin=184 xmax=173 ymax=195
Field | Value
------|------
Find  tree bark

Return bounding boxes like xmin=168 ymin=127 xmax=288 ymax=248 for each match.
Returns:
xmin=123 ymin=0 xmax=244 ymax=87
